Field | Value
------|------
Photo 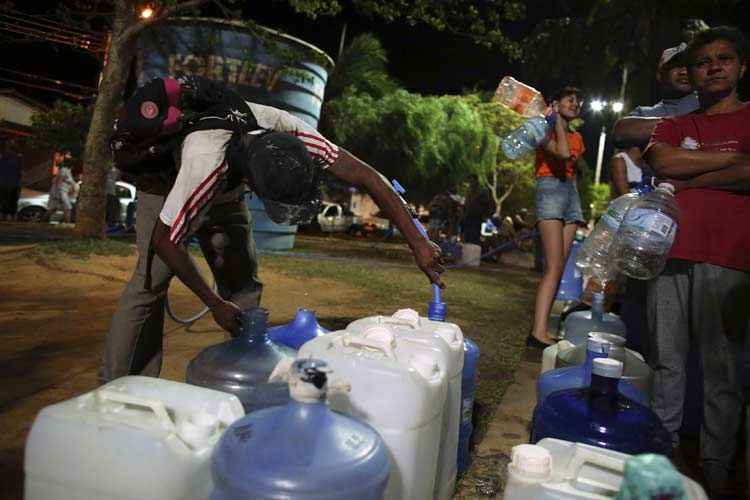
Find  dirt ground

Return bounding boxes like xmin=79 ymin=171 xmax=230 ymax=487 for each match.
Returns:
xmin=0 ymin=244 xmax=379 ymax=500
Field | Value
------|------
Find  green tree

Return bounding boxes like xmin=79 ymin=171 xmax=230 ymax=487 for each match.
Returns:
xmin=327 ymin=90 xmax=497 ymax=201
xmin=28 ymin=101 xmax=93 ymax=165
xmin=520 ymin=1 xmax=734 ymax=106
xmin=325 ymin=33 xmax=398 ymax=101
xmin=471 ymin=98 xmax=534 ymax=218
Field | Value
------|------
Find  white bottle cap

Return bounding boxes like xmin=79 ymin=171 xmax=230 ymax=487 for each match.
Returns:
xmin=511 ymin=444 xmax=552 ymax=478
xmin=657 ymin=182 xmax=675 ymax=195
xmin=592 ymin=357 xmax=624 ymax=378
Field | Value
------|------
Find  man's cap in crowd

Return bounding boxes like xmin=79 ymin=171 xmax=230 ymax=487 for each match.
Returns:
xmin=658 ymin=43 xmax=688 ymax=70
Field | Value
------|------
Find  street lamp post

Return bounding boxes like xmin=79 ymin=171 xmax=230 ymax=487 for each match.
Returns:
xmin=590 ymin=99 xmax=624 ymax=184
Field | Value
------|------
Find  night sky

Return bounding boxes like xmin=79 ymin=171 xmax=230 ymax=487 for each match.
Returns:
xmin=2 ymin=1 xmax=749 ymax=171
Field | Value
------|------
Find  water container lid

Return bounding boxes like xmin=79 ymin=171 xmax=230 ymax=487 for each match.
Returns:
xmin=657 ymin=182 xmax=675 ymax=195
xmin=288 ymin=358 xmax=330 ymax=403
xmin=592 ymin=358 xmax=623 ymax=378
xmin=511 ymin=444 xmax=552 ymax=478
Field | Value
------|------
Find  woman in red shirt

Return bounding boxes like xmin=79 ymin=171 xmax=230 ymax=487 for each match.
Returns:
xmin=528 ymin=87 xmax=586 ymax=347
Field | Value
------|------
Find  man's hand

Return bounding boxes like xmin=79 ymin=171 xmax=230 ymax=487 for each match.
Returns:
xmin=210 ymin=298 xmax=243 ymax=336
xmin=412 ymin=238 xmax=445 ymax=287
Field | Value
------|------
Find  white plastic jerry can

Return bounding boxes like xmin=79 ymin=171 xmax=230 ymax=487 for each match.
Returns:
xmin=298 ymin=325 xmax=448 ymax=500
xmin=540 ymin=340 xmax=575 ymax=375
xmin=24 ymin=376 xmax=245 ymax=500
xmin=503 ymin=438 xmax=708 ymax=500
xmin=346 ymin=308 xmax=464 ymax=500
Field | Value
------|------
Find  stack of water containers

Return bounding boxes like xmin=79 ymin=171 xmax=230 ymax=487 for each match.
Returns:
xmin=300 ymin=305 xmax=469 ymax=500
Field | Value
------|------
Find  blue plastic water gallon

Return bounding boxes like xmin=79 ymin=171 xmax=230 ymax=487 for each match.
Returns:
xmin=186 ymin=308 xmax=295 ymax=413
xmin=211 ymin=359 xmax=390 ymax=500
xmin=532 ymin=358 xmax=671 ymax=456
xmin=555 ymin=240 xmax=582 ymax=301
xmin=268 ymin=308 xmax=329 ymax=350
xmin=538 ymin=333 xmax=648 ymax=406
xmin=427 ymin=289 xmax=479 ymax=476
xmin=562 ymin=292 xmax=626 ymax=344
xmin=458 ymin=338 xmax=479 ymax=475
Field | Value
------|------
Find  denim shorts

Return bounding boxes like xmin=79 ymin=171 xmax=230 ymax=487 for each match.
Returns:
xmin=535 ymin=177 xmax=584 ymax=225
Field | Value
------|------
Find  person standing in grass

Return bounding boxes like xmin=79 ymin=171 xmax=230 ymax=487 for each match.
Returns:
xmin=527 ymin=86 xmax=586 ymax=348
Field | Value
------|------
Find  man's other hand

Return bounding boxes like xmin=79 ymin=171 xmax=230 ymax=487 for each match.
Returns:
xmin=210 ymin=299 xmax=243 ymax=336
xmin=413 ymin=239 xmax=445 ymax=287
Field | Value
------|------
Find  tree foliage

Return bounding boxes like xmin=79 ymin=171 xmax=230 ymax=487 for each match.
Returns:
xmin=327 ymin=90 xmax=497 ymax=201
xmin=520 ymin=0 xmax=734 ymax=106
xmin=325 ymin=33 xmax=398 ymax=101
xmin=469 ymin=98 xmax=535 ymax=217
xmin=28 ymin=101 xmax=93 ymax=165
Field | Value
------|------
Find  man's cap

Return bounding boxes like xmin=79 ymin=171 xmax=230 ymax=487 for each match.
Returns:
xmin=227 ymin=130 xmax=322 ymax=225
xmin=659 ymin=42 xmax=688 ymax=70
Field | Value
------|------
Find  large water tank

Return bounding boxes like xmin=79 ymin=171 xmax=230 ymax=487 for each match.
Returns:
xmin=135 ymin=18 xmax=335 ymax=248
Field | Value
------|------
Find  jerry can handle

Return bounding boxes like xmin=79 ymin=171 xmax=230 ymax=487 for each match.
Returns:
xmin=385 ymin=309 xmax=421 ymax=329
xmin=96 ymin=389 xmax=176 ymax=431
xmin=343 ymin=326 xmax=396 ymax=358
xmin=565 ymin=444 xmax=624 ymax=494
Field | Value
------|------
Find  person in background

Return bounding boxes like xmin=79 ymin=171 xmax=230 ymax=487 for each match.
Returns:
xmin=42 ymin=159 xmax=76 ymax=223
xmin=527 ymin=86 xmax=585 ymax=348
xmin=612 ymin=42 xmax=701 ymax=360
xmin=105 ymin=166 xmax=121 ymax=228
xmin=461 ymin=175 xmax=492 ymax=245
xmin=644 ymin=26 xmax=749 ymax=498
xmin=0 ymin=140 xmax=23 ymax=222
xmin=609 ymin=146 xmax=647 ymax=198
xmin=612 ymin=42 xmax=700 ymax=151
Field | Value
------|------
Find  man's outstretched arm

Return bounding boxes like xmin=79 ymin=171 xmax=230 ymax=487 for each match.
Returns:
xmin=328 ymin=149 xmax=445 ymax=286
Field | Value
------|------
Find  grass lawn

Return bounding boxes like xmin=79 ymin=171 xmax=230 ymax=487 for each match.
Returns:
xmin=18 ymin=232 xmax=538 ymax=495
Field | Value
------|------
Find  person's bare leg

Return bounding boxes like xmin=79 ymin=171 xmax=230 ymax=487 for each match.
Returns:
xmin=531 ymin=219 xmax=566 ymax=343
xmin=561 ymin=223 xmax=578 ymax=260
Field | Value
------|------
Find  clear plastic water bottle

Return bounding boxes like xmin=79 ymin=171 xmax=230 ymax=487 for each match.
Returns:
xmin=493 ymin=76 xmax=547 ymax=117
xmin=501 ymin=116 xmax=550 ymax=160
xmin=576 ymin=193 xmax=640 ymax=276
xmin=611 ymin=183 xmax=680 ymax=280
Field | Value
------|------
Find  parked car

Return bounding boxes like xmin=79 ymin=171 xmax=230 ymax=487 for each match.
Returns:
xmin=316 ymin=202 xmax=362 ymax=233
xmin=17 ymin=181 xmax=137 ymax=223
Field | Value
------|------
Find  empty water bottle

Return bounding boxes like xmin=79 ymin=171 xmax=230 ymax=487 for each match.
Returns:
xmin=493 ymin=76 xmax=547 ymax=117
xmin=576 ymin=192 xmax=640 ymax=277
xmin=531 ymin=358 xmax=672 ymax=456
xmin=612 ymin=183 xmax=680 ymax=280
xmin=501 ymin=116 xmax=550 ymax=160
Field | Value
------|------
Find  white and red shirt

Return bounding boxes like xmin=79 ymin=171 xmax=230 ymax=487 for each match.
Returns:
xmin=159 ymin=102 xmax=339 ymax=244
